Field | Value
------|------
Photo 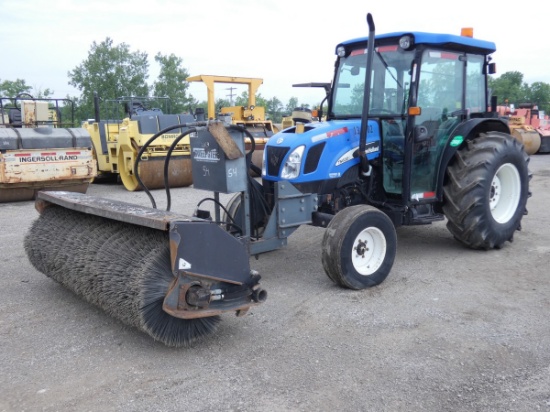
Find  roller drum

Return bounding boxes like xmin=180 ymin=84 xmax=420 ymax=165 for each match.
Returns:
xmin=0 ymin=182 xmax=89 ymax=203
xmin=137 ymin=156 xmax=193 ymax=190
xmin=511 ymin=128 xmax=541 ymax=155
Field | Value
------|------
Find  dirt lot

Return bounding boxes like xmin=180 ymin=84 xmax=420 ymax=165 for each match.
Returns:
xmin=1 ymin=155 xmax=549 ymax=412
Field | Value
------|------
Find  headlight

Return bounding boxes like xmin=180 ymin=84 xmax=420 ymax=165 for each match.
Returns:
xmin=336 ymin=45 xmax=346 ymax=57
xmin=399 ymin=35 xmax=414 ymax=50
xmin=281 ymin=145 xmax=305 ymax=179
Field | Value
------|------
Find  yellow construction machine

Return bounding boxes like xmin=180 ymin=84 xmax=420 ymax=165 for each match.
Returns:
xmin=0 ymin=94 xmax=96 ymax=202
xmin=280 ymin=82 xmax=330 ymax=129
xmin=187 ymin=75 xmax=279 ymax=173
xmin=496 ymin=103 xmax=550 ymax=155
xmin=83 ymin=95 xmax=194 ymax=191
xmin=280 ymin=106 xmax=321 ymax=129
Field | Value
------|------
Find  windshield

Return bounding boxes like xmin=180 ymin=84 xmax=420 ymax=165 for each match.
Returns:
xmin=331 ymin=45 xmax=415 ymax=118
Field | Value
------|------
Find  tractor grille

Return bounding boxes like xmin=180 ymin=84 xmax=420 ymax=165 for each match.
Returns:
xmin=266 ymin=146 xmax=290 ymax=176
xmin=304 ymin=142 xmax=326 ymax=174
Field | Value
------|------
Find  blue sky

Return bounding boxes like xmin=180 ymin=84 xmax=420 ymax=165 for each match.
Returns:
xmin=2 ymin=0 xmax=548 ymax=108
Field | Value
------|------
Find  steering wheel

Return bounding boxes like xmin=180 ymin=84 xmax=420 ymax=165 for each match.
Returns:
xmin=369 ymin=108 xmax=393 ymax=115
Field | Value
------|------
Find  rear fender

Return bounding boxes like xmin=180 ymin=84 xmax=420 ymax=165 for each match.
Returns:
xmin=436 ymin=118 xmax=510 ymax=194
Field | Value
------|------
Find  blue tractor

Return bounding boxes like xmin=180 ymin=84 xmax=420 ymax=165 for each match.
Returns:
xmin=253 ymin=14 xmax=530 ymax=289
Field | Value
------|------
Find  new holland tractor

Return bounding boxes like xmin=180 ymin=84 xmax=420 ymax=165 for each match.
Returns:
xmin=24 ymin=14 xmax=530 ymax=346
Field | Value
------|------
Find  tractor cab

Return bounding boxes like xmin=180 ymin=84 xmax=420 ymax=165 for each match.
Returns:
xmin=263 ymin=27 xmax=503 ymax=225
xmin=330 ymin=30 xmax=497 ymax=205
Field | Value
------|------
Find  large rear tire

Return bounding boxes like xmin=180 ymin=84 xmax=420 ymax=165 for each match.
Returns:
xmin=322 ymin=205 xmax=397 ymax=290
xmin=443 ymin=132 xmax=530 ymax=250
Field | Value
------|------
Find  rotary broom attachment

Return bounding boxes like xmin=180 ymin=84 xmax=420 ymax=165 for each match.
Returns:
xmin=24 ymin=191 xmax=266 ymax=347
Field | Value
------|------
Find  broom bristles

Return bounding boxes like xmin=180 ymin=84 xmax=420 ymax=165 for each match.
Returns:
xmin=24 ymin=206 xmax=220 ymax=347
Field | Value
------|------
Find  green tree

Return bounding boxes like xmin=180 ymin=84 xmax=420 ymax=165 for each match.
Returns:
xmin=284 ymin=97 xmax=299 ymax=114
xmin=488 ymin=71 xmax=528 ymax=106
xmin=0 ymin=79 xmax=53 ymax=98
xmin=0 ymin=79 xmax=32 ymax=96
xmin=265 ymin=96 xmax=283 ymax=123
xmin=33 ymin=88 xmax=54 ymax=98
xmin=68 ymin=37 xmax=150 ymax=120
xmin=234 ymin=91 xmax=249 ymax=107
xmin=488 ymin=71 xmax=550 ymax=113
xmin=215 ymin=98 xmax=231 ymax=113
xmin=152 ymin=53 xmax=193 ymax=114
xmin=525 ymin=81 xmax=550 ymax=113
xmin=234 ymin=91 xmax=270 ymax=109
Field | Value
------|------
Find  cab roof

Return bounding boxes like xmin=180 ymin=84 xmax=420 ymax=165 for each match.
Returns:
xmin=338 ymin=31 xmax=496 ymax=55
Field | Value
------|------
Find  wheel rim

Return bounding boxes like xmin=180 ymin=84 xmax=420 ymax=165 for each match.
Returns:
xmin=351 ymin=227 xmax=387 ymax=276
xmin=490 ymin=163 xmax=521 ymax=224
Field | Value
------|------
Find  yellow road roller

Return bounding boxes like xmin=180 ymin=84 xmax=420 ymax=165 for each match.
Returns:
xmin=84 ymin=95 xmax=194 ymax=191
xmin=0 ymin=95 xmax=96 ymax=203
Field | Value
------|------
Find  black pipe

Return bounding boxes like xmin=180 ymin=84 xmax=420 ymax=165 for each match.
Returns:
xmin=358 ymin=13 xmax=375 ymax=174
xmin=93 ymin=92 xmax=100 ymax=122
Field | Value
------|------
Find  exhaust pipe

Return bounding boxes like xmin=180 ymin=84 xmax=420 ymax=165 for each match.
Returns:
xmin=93 ymin=91 xmax=100 ymax=122
xmin=359 ymin=13 xmax=376 ymax=174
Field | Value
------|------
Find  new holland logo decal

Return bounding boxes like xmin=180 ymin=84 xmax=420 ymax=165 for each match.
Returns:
xmin=335 ymin=141 xmax=380 ymax=166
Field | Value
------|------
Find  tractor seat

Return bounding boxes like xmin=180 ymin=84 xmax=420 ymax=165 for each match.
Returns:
xmin=384 ymin=135 xmax=405 ymax=162
xmin=9 ymin=108 xmax=22 ymax=127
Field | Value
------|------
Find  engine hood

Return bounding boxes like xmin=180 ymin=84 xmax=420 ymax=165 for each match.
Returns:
xmin=269 ymin=120 xmax=361 ymax=147
xmin=263 ymin=119 xmax=381 ymax=183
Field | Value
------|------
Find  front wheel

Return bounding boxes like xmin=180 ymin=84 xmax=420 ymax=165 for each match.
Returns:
xmin=443 ymin=132 xmax=530 ymax=250
xmin=322 ymin=205 xmax=397 ymax=290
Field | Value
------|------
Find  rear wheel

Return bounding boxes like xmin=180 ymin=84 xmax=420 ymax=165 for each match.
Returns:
xmin=322 ymin=205 xmax=397 ymax=290
xmin=443 ymin=132 xmax=530 ymax=249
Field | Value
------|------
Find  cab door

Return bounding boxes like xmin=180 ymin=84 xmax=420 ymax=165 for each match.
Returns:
xmin=409 ymin=49 xmax=465 ymax=201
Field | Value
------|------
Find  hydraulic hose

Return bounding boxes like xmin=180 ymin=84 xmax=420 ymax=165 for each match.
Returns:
xmin=134 ymin=121 xmax=207 ymax=209
xmin=163 ymin=127 xmax=199 ymax=211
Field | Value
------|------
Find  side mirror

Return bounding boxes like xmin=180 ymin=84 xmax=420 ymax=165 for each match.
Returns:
xmin=414 ymin=125 xmax=429 ymax=142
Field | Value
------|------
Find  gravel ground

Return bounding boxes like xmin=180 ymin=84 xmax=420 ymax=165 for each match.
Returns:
xmin=1 ymin=155 xmax=549 ymax=412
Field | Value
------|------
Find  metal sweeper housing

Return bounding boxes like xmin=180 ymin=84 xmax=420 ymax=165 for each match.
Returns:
xmin=25 ymin=122 xmax=271 ymax=347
